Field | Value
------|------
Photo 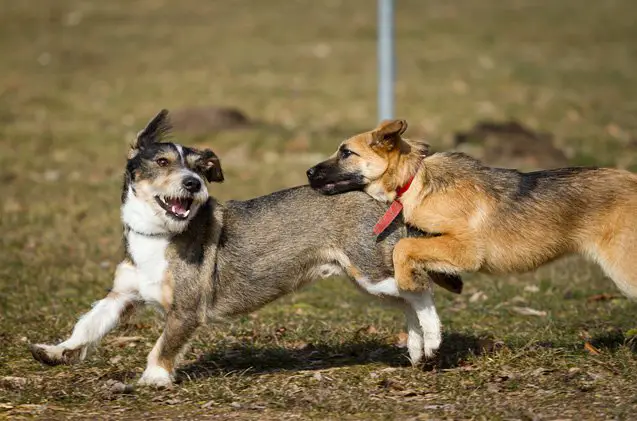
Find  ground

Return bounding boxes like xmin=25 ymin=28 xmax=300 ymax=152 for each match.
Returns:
xmin=1 ymin=0 xmax=637 ymax=419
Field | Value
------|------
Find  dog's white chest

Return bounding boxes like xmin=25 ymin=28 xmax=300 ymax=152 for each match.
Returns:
xmin=127 ymin=232 xmax=170 ymax=305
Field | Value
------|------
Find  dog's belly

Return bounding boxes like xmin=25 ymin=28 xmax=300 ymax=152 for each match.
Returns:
xmin=481 ymin=234 xmax=570 ymax=274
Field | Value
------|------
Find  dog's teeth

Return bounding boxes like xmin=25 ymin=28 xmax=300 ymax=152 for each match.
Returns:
xmin=184 ymin=209 xmax=190 ymax=217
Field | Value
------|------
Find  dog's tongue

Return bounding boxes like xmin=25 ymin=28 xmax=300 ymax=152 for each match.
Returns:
xmin=167 ymin=198 xmax=188 ymax=216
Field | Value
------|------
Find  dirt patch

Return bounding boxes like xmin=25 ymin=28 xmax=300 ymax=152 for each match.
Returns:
xmin=453 ymin=120 xmax=569 ymax=170
xmin=170 ymin=106 xmax=251 ymax=134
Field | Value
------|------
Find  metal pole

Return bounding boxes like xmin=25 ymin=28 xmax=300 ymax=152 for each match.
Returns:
xmin=378 ymin=0 xmax=394 ymax=121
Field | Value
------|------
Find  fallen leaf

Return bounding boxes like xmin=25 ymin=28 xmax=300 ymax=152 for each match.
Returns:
xmin=109 ymin=336 xmax=143 ymax=346
xmin=469 ymin=291 xmax=487 ymax=303
xmin=109 ymin=355 xmax=123 ymax=365
xmin=378 ymin=378 xmax=404 ymax=391
xmin=356 ymin=325 xmax=378 ymax=336
xmin=395 ymin=332 xmax=409 ymax=348
xmin=164 ymin=398 xmax=181 ymax=405
xmin=103 ymin=379 xmax=133 ymax=394
xmin=531 ymin=367 xmax=554 ymax=376
xmin=477 ymin=338 xmax=506 ymax=354
xmin=398 ymin=389 xmax=419 ymax=397
xmin=441 ymin=365 xmax=476 ymax=372
xmin=587 ymin=293 xmax=623 ymax=303
xmin=584 ymin=342 xmax=601 ymax=355
xmin=290 ymin=340 xmax=310 ymax=350
xmin=511 ymin=306 xmax=547 ymax=317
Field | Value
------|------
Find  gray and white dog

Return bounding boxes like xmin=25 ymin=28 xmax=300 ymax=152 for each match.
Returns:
xmin=29 ymin=110 xmax=460 ymax=388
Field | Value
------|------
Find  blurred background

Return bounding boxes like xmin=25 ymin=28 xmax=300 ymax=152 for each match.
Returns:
xmin=2 ymin=1 xmax=637 ymax=418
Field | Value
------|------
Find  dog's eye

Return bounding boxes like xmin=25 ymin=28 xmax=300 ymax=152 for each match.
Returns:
xmin=340 ymin=149 xmax=354 ymax=159
xmin=156 ymin=158 xmax=170 ymax=167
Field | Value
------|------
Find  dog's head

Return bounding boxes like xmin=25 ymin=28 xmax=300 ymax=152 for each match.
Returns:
xmin=307 ymin=119 xmax=428 ymax=201
xmin=121 ymin=109 xmax=224 ymax=235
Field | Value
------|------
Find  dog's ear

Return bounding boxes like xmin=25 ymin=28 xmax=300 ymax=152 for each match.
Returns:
xmin=199 ymin=149 xmax=224 ymax=183
xmin=371 ymin=119 xmax=408 ymax=151
xmin=133 ymin=109 xmax=172 ymax=151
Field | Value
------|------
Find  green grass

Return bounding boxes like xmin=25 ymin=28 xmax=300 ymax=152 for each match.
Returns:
xmin=2 ymin=0 xmax=637 ymax=419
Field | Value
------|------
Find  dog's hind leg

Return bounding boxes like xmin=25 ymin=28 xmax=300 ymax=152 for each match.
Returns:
xmin=401 ymin=290 xmax=441 ymax=358
xmin=30 ymin=261 xmax=140 ymax=366
xmin=401 ymin=302 xmax=425 ymax=365
xmin=589 ymin=238 xmax=637 ymax=300
xmin=349 ymin=274 xmax=441 ymax=360
xmin=138 ymin=308 xmax=200 ymax=388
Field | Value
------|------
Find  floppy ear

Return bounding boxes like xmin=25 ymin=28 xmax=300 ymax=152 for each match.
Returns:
xmin=133 ymin=109 xmax=172 ymax=150
xmin=371 ymin=119 xmax=408 ymax=151
xmin=200 ymin=149 xmax=224 ymax=183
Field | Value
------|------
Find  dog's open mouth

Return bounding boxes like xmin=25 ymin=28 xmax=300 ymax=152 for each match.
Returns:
xmin=154 ymin=196 xmax=194 ymax=219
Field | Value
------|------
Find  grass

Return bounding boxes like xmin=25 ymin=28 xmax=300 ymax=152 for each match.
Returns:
xmin=2 ymin=0 xmax=637 ymax=419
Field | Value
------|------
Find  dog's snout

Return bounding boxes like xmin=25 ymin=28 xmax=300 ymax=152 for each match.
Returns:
xmin=182 ymin=176 xmax=202 ymax=193
xmin=306 ymin=166 xmax=317 ymax=179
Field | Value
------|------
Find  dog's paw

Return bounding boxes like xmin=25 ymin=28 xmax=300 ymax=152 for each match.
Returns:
xmin=422 ymin=332 xmax=442 ymax=358
xmin=138 ymin=366 xmax=174 ymax=389
xmin=406 ymin=332 xmax=424 ymax=366
xmin=29 ymin=344 xmax=82 ymax=366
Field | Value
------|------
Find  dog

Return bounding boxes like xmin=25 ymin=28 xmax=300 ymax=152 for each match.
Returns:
xmin=29 ymin=111 xmax=463 ymax=388
xmin=307 ymin=118 xmax=637 ymax=301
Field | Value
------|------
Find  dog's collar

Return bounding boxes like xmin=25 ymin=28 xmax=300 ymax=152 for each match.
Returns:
xmin=125 ymin=225 xmax=171 ymax=238
xmin=372 ymin=175 xmax=415 ymax=236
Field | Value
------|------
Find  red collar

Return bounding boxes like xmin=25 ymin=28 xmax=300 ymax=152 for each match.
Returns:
xmin=372 ymin=175 xmax=415 ymax=235
xmin=395 ymin=175 xmax=414 ymax=198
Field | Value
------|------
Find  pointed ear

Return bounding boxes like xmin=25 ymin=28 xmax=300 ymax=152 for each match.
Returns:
xmin=371 ymin=119 xmax=408 ymax=151
xmin=200 ymin=149 xmax=224 ymax=183
xmin=133 ymin=109 xmax=171 ymax=150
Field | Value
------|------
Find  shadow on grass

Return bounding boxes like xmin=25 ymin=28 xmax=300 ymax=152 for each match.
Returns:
xmin=590 ymin=329 xmax=637 ymax=353
xmin=178 ymin=332 xmax=486 ymax=382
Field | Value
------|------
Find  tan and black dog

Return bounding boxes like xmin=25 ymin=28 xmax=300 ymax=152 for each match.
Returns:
xmin=307 ymin=119 xmax=637 ymax=302
xmin=29 ymin=111 xmax=462 ymax=388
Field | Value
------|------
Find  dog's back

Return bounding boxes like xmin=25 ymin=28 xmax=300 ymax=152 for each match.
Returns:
xmin=210 ymin=186 xmax=404 ymax=317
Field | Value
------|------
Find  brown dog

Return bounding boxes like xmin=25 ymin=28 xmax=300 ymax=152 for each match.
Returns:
xmin=307 ymin=119 xmax=637 ymax=301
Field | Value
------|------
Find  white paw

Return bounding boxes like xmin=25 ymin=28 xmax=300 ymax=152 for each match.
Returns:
xmin=138 ymin=366 xmax=174 ymax=388
xmin=407 ymin=333 xmax=424 ymax=365
xmin=30 ymin=343 xmax=85 ymax=365
xmin=423 ymin=331 xmax=442 ymax=358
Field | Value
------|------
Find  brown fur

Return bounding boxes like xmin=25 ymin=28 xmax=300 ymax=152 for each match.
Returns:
xmin=309 ymin=119 xmax=637 ymax=300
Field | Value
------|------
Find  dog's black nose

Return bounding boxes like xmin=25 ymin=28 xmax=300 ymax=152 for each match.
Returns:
xmin=182 ymin=176 xmax=202 ymax=193
xmin=306 ymin=167 xmax=316 ymax=179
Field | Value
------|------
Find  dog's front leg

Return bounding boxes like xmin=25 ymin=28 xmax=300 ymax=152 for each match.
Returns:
xmin=393 ymin=236 xmax=478 ymax=292
xmin=138 ymin=309 xmax=200 ymax=388
xmin=30 ymin=260 xmax=140 ymax=366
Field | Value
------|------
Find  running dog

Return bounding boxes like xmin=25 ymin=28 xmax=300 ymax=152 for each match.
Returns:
xmin=307 ymin=119 xmax=637 ymax=301
xmin=29 ymin=111 xmax=462 ymax=388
